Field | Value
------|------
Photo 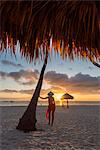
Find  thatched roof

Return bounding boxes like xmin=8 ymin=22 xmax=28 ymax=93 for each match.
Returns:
xmin=61 ymin=93 xmax=74 ymax=100
xmin=0 ymin=1 xmax=100 ymax=63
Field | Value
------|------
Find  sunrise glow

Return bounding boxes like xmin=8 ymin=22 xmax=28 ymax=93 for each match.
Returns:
xmin=0 ymin=49 xmax=100 ymax=103
xmin=54 ymin=93 xmax=63 ymax=101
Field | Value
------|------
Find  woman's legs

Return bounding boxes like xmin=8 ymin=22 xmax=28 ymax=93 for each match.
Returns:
xmin=51 ymin=111 xmax=55 ymax=126
xmin=48 ymin=107 xmax=55 ymax=126
xmin=48 ymin=111 xmax=51 ymax=125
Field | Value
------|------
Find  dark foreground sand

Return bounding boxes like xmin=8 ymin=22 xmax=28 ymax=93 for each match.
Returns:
xmin=0 ymin=106 xmax=100 ymax=150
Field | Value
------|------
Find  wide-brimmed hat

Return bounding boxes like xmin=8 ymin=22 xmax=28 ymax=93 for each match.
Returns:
xmin=48 ymin=91 xmax=54 ymax=96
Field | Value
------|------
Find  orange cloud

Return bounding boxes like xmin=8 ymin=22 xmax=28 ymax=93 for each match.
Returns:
xmin=0 ymin=71 xmax=100 ymax=101
xmin=0 ymin=69 xmax=39 ymax=85
xmin=45 ymin=71 xmax=100 ymax=94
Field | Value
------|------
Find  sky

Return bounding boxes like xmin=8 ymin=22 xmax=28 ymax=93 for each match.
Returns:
xmin=0 ymin=47 xmax=100 ymax=103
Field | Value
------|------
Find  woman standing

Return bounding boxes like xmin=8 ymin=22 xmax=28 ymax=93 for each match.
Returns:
xmin=40 ymin=91 xmax=56 ymax=126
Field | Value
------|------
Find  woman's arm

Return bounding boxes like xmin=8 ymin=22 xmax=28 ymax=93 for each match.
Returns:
xmin=39 ymin=96 xmax=48 ymax=99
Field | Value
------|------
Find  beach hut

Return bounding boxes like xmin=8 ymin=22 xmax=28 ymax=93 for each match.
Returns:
xmin=61 ymin=93 xmax=74 ymax=108
xmin=0 ymin=1 xmax=100 ymax=132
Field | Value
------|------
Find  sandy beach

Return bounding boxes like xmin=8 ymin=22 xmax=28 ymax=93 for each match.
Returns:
xmin=0 ymin=105 xmax=100 ymax=150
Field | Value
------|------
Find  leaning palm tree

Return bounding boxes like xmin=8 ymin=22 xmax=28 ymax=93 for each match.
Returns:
xmin=0 ymin=1 xmax=100 ymax=131
xmin=16 ymin=54 xmax=48 ymax=131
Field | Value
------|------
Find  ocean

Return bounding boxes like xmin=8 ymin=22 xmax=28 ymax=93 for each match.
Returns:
xmin=0 ymin=100 xmax=100 ymax=107
xmin=0 ymin=103 xmax=100 ymax=150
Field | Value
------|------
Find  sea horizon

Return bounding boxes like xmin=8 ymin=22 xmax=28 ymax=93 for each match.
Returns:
xmin=0 ymin=99 xmax=100 ymax=106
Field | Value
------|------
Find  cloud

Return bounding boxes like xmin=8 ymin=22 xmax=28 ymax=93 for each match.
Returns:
xmin=1 ymin=60 xmax=23 ymax=68
xmin=0 ymin=71 xmax=7 ymax=79
xmin=0 ymin=88 xmax=49 ymax=96
xmin=0 ymin=69 xmax=100 ymax=95
xmin=69 ymin=73 xmax=100 ymax=93
xmin=0 ymin=89 xmax=34 ymax=95
xmin=45 ymin=71 xmax=100 ymax=94
xmin=0 ymin=69 xmax=39 ymax=85
xmin=19 ymin=89 xmax=34 ymax=94
xmin=45 ymin=71 xmax=69 ymax=86
xmin=0 ymin=89 xmax=18 ymax=93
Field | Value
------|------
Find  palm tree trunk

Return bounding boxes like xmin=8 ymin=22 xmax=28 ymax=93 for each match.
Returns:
xmin=16 ymin=56 xmax=47 ymax=132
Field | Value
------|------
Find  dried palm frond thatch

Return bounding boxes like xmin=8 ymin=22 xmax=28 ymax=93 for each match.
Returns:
xmin=0 ymin=1 xmax=100 ymax=63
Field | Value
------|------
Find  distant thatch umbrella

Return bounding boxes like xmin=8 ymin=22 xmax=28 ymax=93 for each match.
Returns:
xmin=61 ymin=93 xmax=74 ymax=108
xmin=61 ymin=93 xmax=74 ymax=99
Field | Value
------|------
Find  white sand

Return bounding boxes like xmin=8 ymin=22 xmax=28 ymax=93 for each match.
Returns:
xmin=0 ymin=106 xmax=100 ymax=150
